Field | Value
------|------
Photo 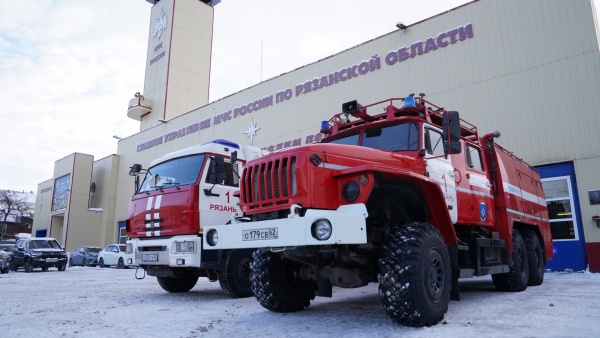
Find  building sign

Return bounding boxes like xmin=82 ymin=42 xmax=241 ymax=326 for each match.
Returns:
xmin=51 ymin=174 xmax=70 ymax=211
xmin=137 ymin=23 xmax=474 ymax=153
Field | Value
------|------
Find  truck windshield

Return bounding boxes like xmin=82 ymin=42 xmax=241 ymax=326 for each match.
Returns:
xmin=138 ymin=154 xmax=206 ymax=193
xmin=325 ymin=122 xmax=419 ymax=152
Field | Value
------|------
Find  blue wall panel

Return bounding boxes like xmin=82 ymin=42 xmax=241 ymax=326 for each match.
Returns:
xmin=536 ymin=162 xmax=587 ymax=271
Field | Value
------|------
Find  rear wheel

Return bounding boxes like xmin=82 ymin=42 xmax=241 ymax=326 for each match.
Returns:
xmin=492 ymin=229 xmax=529 ymax=292
xmin=24 ymin=259 xmax=34 ymax=273
xmin=99 ymin=258 xmax=106 ymax=268
xmin=524 ymin=230 xmax=545 ymax=286
xmin=250 ymin=250 xmax=317 ymax=313
xmin=156 ymin=275 xmax=199 ymax=293
xmin=219 ymin=249 xmax=254 ymax=298
xmin=378 ymin=222 xmax=451 ymax=327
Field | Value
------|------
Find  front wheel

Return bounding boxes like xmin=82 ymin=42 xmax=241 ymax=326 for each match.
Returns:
xmin=250 ymin=250 xmax=317 ymax=313
xmin=117 ymin=258 xmax=125 ymax=269
xmin=24 ymin=259 xmax=34 ymax=273
xmin=156 ymin=275 xmax=199 ymax=293
xmin=378 ymin=222 xmax=451 ymax=327
xmin=99 ymin=258 xmax=106 ymax=268
xmin=218 ymin=249 xmax=254 ymax=298
xmin=492 ymin=229 xmax=529 ymax=292
xmin=58 ymin=264 xmax=66 ymax=271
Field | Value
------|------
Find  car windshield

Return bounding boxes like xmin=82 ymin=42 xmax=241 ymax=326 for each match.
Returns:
xmin=29 ymin=240 xmax=61 ymax=249
xmin=325 ymin=122 xmax=420 ymax=152
xmin=138 ymin=154 xmax=206 ymax=193
xmin=118 ymin=245 xmax=126 ymax=252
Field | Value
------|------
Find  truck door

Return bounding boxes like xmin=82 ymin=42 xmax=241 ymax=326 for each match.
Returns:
xmin=199 ymin=157 xmax=243 ymax=226
xmin=424 ymin=126 xmax=458 ymax=223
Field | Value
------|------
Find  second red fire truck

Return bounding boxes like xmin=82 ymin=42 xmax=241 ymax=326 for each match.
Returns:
xmin=202 ymin=94 xmax=553 ymax=326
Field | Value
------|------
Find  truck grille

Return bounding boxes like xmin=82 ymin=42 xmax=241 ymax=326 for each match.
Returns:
xmin=242 ymin=155 xmax=297 ymax=208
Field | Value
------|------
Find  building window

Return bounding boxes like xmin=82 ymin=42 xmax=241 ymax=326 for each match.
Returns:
xmin=542 ymin=176 xmax=578 ymax=240
xmin=119 ymin=226 xmax=127 ymax=244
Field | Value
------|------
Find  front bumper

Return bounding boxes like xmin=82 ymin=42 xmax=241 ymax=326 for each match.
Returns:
xmin=203 ymin=203 xmax=368 ymax=250
xmin=130 ymin=235 xmax=202 ymax=268
xmin=32 ymin=257 xmax=67 ymax=267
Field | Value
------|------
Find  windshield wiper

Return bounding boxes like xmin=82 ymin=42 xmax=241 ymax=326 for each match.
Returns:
xmin=162 ymin=182 xmax=181 ymax=190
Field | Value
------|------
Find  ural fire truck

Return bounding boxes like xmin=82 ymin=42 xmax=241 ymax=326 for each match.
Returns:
xmin=126 ymin=139 xmax=267 ymax=297
xmin=202 ymin=95 xmax=553 ymax=326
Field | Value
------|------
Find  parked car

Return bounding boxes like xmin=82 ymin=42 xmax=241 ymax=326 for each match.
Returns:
xmin=0 ymin=249 xmax=11 ymax=274
xmin=11 ymin=237 xmax=68 ymax=272
xmin=98 ymin=244 xmax=127 ymax=269
xmin=69 ymin=246 xmax=102 ymax=267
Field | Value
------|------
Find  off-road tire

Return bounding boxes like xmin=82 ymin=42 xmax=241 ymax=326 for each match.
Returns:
xmin=99 ymin=258 xmax=106 ymax=268
xmin=58 ymin=264 xmax=66 ymax=272
xmin=250 ymin=250 xmax=317 ymax=312
xmin=219 ymin=249 xmax=254 ymax=298
xmin=24 ymin=259 xmax=34 ymax=273
xmin=117 ymin=258 xmax=125 ymax=269
xmin=524 ymin=230 xmax=544 ymax=286
xmin=492 ymin=229 xmax=529 ymax=292
xmin=156 ymin=275 xmax=199 ymax=293
xmin=378 ymin=222 xmax=451 ymax=327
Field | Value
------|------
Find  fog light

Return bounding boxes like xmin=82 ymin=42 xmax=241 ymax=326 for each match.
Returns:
xmin=312 ymin=219 xmax=332 ymax=241
xmin=206 ymin=229 xmax=219 ymax=246
xmin=127 ymin=258 xmax=133 ymax=264
xmin=342 ymin=181 xmax=360 ymax=202
xmin=176 ymin=258 xmax=185 ymax=265
xmin=176 ymin=241 xmax=195 ymax=252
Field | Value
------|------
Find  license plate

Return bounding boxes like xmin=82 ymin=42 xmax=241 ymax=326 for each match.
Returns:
xmin=142 ymin=254 xmax=158 ymax=262
xmin=46 ymin=258 xmax=58 ymax=263
xmin=242 ymin=227 xmax=278 ymax=241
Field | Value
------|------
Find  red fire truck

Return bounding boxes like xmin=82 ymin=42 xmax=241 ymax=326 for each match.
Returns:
xmin=126 ymin=139 xmax=267 ymax=297
xmin=202 ymin=95 xmax=553 ymax=326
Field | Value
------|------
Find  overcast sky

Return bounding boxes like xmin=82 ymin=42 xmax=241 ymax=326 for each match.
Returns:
xmin=0 ymin=0 xmax=471 ymax=193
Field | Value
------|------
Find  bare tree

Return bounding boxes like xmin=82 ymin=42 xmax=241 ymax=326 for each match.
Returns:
xmin=0 ymin=190 xmax=31 ymax=223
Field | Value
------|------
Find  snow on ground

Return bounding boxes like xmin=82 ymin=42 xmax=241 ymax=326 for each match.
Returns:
xmin=1 ymin=267 xmax=599 ymax=338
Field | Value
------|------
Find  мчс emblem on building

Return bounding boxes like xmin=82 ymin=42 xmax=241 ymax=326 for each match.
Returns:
xmin=244 ymin=120 xmax=261 ymax=144
xmin=153 ymin=8 xmax=168 ymax=39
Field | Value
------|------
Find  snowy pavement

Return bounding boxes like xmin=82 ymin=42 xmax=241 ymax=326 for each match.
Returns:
xmin=1 ymin=267 xmax=599 ymax=337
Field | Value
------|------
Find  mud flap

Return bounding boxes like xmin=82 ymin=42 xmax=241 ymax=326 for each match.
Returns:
xmin=447 ymin=245 xmax=460 ymax=301
xmin=315 ymin=279 xmax=332 ymax=297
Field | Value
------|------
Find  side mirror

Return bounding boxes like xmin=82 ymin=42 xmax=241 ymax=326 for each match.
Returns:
xmin=129 ymin=164 xmax=143 ymax=176
xmin=442 ymin=111 xmax=462 ymax=155
xmin=209 ymin=156 xmax=225 ymax=184
xmin=230 ymin=151 xmax=238 ymax=165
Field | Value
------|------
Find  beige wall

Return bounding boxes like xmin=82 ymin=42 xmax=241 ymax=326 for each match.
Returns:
xmin=575 ymin=157 xmax=600 ymax=242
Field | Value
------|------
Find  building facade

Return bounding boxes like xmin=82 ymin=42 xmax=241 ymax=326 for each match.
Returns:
xmin=33 ymin=0 xmax=600 ymax=272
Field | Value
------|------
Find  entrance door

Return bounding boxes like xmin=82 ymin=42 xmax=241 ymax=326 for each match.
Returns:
xmin=537 ymin=162 xmax=587 ymax=271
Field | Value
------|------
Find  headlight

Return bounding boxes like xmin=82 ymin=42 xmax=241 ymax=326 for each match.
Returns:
xmin=342 ymin=181 xmax=360 ymax=202
xmin=175 ymin=241 xmax=195 ymax=252
xmin=206 ymin=229 xmax=219 ymax=246
xmin=311 ymin=219 xmax=332 ymax=241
